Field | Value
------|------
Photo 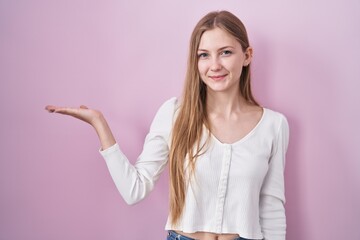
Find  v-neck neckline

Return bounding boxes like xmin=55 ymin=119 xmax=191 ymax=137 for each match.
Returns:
xmin=208 ymin=107 xmax=266 ymax=146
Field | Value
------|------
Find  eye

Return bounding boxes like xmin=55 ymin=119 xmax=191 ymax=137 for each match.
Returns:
xmin=221 ymin=50 xmax=232 ymax=56
xmin=198 ymin=52 xmax=209 ymax=59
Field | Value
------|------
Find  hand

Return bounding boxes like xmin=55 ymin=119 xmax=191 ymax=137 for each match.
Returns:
xmin=45 ymin=104 xmax=116 ymax=149
xmin=45 ymin=105 xmax=103 ymax=126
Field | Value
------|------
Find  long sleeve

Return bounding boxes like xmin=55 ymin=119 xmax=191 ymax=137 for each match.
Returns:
xmin=99 ymin=97 xmax=177 ymax=205
xmin=259 ymin=115 xmax=289 ymax=240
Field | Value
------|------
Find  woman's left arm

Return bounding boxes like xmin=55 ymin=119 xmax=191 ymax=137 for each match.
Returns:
xmin=259 ymin=115 xmax=289 ymax=240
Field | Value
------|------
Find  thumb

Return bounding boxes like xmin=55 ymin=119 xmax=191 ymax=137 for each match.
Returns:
xmin=80 ymin=105 xmax=89 ymax=109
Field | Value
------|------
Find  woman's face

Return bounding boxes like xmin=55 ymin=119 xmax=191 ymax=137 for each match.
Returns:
xmin=197 ymin=27 xmax=252 ymax=94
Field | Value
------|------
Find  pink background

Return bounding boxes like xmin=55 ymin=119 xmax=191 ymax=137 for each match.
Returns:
xmin=1 ymin=0 xmax=359 ymax=239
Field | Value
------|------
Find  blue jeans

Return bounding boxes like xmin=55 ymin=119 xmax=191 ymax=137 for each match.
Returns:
xmin=166 ymin=230 xmax=254 ymax=240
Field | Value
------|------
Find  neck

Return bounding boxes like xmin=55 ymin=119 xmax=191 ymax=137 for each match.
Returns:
xmin=206 ymin=88 xmax=247 ymax=118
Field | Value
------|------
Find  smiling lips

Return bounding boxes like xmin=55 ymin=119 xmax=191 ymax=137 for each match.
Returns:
xmin=209 ymin=74 xmax=228 ymax=81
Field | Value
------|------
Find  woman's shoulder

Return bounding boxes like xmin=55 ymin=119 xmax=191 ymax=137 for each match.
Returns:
xmin=149 ymin=97 xmax=179 ymax=132
xmin=263 ymin=107 xmax=287 ymax=122
xmin=159 ymin=97 xmax=179 ymax=110
xmin=262 ymin=107 xmax=290 ymax=152
xmin=262 ymin=107 xmax=289 ymax=133
xmin=155 ymin=97 xmax=180 ymax=118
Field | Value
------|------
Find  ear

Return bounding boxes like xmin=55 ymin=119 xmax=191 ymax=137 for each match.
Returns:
xmin=243 ymin=47 xmax=253 ymax=66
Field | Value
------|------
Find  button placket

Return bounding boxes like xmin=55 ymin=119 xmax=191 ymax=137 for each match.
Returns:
xmin=214 ymin=144 xmax=232 ymax=232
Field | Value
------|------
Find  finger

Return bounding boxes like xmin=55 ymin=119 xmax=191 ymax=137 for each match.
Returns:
xmin=45 ymin=105 xmax=85 ymax=113
xmin=53 ymin=107 xmax=78 ymax=115
xmin=45 ymin=105 xmax=57 ymax=113
xmin=45 ymin=105 xmax=71 ymax=113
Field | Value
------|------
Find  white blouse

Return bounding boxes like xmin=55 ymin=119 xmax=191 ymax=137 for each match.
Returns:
xmin=100 ymin=97 xmax=289 ymax=240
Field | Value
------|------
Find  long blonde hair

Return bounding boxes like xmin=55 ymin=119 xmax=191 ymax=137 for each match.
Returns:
xmin=168 ymin=10 xmax=259 ymax=225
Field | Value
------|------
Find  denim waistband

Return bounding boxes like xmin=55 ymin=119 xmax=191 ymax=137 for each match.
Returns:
xmin=167 ymin=230 xmax=194 ymax=240
xmin=167 ymin=230 xmax=252 ymax=240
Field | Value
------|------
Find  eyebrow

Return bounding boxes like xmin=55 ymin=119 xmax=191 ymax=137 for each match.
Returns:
xmin=197 ymin=46 xmax=235 ymax=52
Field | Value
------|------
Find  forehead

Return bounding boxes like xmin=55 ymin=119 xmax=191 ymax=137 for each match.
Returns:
xmin=198 ymin=27 xmax=240 ymax=50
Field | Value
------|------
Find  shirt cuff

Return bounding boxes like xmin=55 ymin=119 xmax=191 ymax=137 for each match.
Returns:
xmin=99 ymin=143 xmax=120 ymax=158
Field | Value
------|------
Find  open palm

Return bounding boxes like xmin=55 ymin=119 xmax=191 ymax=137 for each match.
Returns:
xmin=45 ymin=105 xmax=102 ymax=126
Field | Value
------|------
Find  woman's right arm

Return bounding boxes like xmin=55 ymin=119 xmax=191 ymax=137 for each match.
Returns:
xmin=45 ymin=98 xmax=177 ymax=204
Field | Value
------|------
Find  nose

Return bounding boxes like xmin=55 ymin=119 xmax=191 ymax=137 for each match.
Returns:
xmin=210 ymin=57 xmax=222 ymax=71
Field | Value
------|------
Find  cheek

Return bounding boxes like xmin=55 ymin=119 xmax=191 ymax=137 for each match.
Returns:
xmin=228 ymin=61 xmax=244 ymax=79
xmin=197 ymin=61 xmax=208 ymax=76
xmin=234 ymin=67 xmax=243 ymax=79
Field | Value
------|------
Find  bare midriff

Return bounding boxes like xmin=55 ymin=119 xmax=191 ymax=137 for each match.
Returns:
xmin=175 ymin=230 xmax=240 ymax=240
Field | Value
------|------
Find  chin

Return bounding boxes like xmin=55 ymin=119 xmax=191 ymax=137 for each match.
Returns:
xmin=206 ymin=82 xmax=229 ymax=91
xmin=207 ymin=87 xmax=231 ymax=93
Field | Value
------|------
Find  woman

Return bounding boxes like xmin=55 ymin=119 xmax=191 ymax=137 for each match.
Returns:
xmin=46 ymin=11 xmax=289 ymax=240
